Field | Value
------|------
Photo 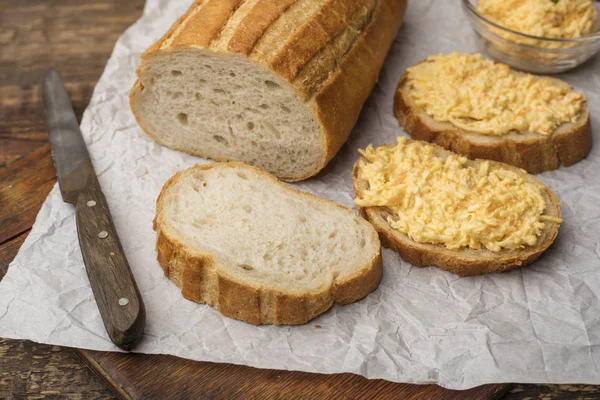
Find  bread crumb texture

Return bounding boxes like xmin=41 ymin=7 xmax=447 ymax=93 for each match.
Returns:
xmin=154 ymin=162 xmax=382 ymax=324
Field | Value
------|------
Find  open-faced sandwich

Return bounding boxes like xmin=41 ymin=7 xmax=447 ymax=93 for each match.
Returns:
xmin=353 ymin=137 xmax=562 ymax=276
xmin=395 ymin=53 xmax=592 ymax=173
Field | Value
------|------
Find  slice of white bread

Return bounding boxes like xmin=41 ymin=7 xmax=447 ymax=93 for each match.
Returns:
xmin=154 ymin=162 xmax=382 ymax=325
xmin=352 ymin=141 xmax=561 ymax=276
xmin=131 ymin=0 xmax=407 ymax=181
xmin=394 ymin=63 xmax=592 ymax=174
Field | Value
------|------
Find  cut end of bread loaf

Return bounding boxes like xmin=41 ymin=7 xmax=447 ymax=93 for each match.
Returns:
xmin=394 ymin=73 xmax=593 ymax=174
xmin=352 ymin=141 xmax=562 ymax=276
xmin=154 ymin=162 xmax=382 ymax=325
xmin=131 ymin=51 xmax=324 ymax=181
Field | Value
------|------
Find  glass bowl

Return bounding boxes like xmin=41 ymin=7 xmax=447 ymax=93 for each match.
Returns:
xmin=462 ymin=0 xmax=600 ymax=74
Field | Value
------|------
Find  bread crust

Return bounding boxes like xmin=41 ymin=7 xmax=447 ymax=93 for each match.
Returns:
xmin=394 ymin=69 xmax=593 ymax=174
xmin=154 ymin=162 xmax=383 ymax=325
xmin=131 ymin=0 xmax=408 ymax=181
xmin=352 ymin=141 xmax=562 ymax=276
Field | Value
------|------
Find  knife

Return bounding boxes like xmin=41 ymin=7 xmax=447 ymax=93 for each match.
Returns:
xmin=43 ymin=69 xmax=145 ymax=351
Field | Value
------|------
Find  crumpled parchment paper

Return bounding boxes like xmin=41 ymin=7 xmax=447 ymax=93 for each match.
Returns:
xmin=1 ymin=0 xmax=600 ymax=390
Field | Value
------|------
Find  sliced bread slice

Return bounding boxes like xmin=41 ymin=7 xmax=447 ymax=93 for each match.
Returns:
xmin=154 ymin=162 xmax=382 ymax=325
xmin=394 ymin=60 xmax=592 ymax=174
xmin=353 ymin=140 xmax=561 ymax=276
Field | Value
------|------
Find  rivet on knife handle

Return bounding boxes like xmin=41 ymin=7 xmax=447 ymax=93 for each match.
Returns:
xmin=75 ymin=174 xmax=145 ymax=350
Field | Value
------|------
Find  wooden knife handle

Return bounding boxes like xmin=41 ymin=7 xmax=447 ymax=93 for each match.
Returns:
xmin=75 ymin=175 xmax=146 ymax=350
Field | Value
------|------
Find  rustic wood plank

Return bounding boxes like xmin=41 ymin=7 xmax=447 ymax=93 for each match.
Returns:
xmin=0 ymin=145 xmax=56 ymax=245
xmin=0 ymin=0 xmax=145 ymax=167
xmin=505 ymin=384 xmax=600 ymax=399
xmin=77 ymin=351 xmax=510 ymax=400
xmin=0 ymin=139 xmax=48 ymax=169
xmin=0 ymin=230 xmax=29 ymax=278
xmin=0 ymin=338 xmax=119 ymax=400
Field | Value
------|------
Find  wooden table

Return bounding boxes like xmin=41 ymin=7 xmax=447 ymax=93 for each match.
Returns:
xmin=1 ymin=1 xmax=598 ymax=398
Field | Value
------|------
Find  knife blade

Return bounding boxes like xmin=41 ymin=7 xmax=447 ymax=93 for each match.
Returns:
xmin=43 ymin=69 xmax=145 ymax=350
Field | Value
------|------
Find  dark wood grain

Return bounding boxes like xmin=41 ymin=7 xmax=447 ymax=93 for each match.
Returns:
xmin=1 ymin=0 xmax=599 ymax=399
xmin=0 ymin=145 xmax=55 ymax=244
xmin=0 ymin=338 xmax=119 ymax=400
xmin=75 ymin=175 xmax=146 ymax=350
xmin=0 ymin=231 xmax=29 ymax=277
xmin=76 ymin=351 xmax=510 ymax=400
xmin=505 ymin=384 xmax=600 ymax=399
xmin=0 ymin=146 xmax=56 ymax=272
xmin=0 ymin=0 xmax=145 ymax=167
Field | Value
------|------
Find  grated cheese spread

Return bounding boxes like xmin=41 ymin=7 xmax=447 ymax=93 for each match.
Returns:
xmin=355 ymin=138 xmax=562 ymax=252
xmin=478 ymin=0 xmax=598 ymax=39
xmin=405 ymin=53 xmax=586 ymax=136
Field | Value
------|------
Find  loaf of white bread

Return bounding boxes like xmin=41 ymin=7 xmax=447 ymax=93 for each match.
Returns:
xmin=130 ymin=0 xmax=407 ymax=181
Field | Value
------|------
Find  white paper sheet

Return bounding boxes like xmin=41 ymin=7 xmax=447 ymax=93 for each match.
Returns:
xmin=1 ymin=0 xmax=600 ymax=390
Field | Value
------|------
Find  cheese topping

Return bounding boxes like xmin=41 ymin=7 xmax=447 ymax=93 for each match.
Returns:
xmin=478 ymin=0 xmax=598 ymax=39
xmin=406 ymin=53 xmax=586 ymax=136
xmin=355 ymin=138 xmax=562 ymax=252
